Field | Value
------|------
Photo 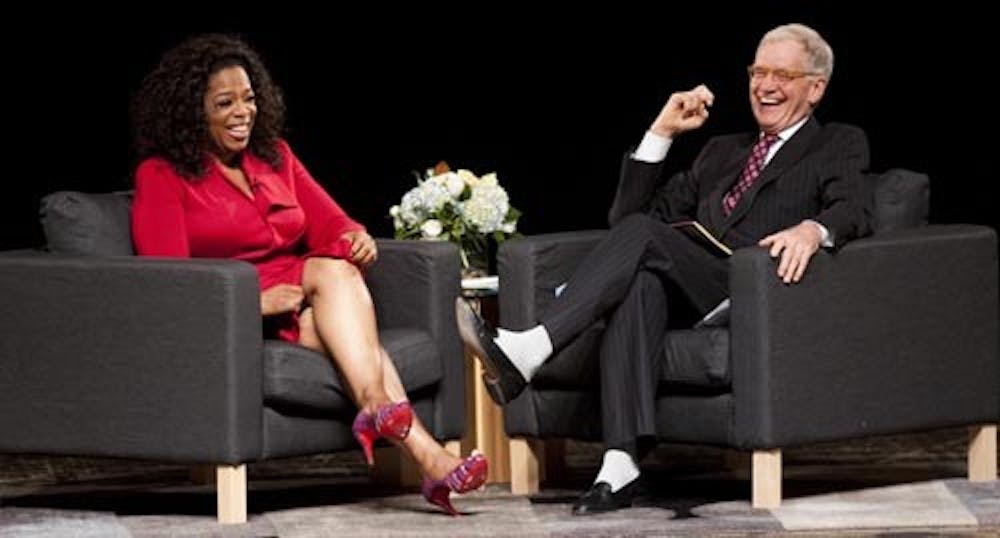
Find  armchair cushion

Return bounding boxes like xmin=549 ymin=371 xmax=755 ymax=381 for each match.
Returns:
xmin=263 ymin=328 xmax=443 ymax=414
xmin=40 ymin=191 xmax=135 ymax=256
xmin=529 ymin=323 xmax=731 ymax=391
xmin=661 ymin=328 xmax=730 ymax=389
xmin=871 ymin=169 xmax=929 ymax=233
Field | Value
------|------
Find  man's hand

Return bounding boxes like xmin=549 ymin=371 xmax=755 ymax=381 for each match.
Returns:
xmin=342 ymin=230 xmax=377 ymax=267
xmin=757 ymin=221 xmax=824 ymax=284
xmin=650 ymin=84 xmax=715 ymax=138
xmin=261 ymin=283 xmax=304 ymax=316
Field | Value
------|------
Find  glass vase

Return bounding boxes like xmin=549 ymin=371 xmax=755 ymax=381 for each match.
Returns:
xmin=460 ymin=236 xmax=494 ymax=278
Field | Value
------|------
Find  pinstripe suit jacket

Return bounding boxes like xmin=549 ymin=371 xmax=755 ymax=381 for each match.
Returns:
xmin=609 ymin=117 xmax=870 ymax=250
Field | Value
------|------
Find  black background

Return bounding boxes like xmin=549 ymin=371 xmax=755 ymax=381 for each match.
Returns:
xmin=4 ymin=5 xmax=994 ymax=250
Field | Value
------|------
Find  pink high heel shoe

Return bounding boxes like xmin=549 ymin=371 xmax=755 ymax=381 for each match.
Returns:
xmin=351 ymin=401 xmax=413 ymax=466
xmin=421 ymin=453 xmax=489 ymax=516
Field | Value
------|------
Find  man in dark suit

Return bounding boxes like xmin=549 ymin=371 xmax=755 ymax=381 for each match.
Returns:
xmin=457 ymin=23 xmax=870 ymax=514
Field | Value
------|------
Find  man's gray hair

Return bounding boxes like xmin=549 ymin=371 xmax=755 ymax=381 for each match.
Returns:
xmin=760 ymin=23 xmax=834 ymax=79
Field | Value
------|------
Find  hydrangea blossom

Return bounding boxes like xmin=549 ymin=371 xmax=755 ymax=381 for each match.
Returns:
xmin=390 ymin=162 xmax=521 ymax=272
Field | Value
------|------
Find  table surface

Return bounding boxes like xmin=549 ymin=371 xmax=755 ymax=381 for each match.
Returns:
xmin=461 ymin=275 xmax=499 ymax=297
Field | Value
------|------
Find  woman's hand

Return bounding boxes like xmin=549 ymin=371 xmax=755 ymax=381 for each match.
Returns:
xmin=260 ymin=284 xmax=305 ymax=316
xmin=342 ymin=230 xmax=378 ymax=267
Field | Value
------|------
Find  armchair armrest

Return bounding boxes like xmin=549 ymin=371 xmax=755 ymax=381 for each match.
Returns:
xmin=498 ymin=231 xmax=608 ymax=330
xmin=729 ymin=224 xmax=999 ymax=448
xmin=366 ymin=239 xmax=464 ymax=439
xmin=0 ymin=254 xmax=264 ymax=463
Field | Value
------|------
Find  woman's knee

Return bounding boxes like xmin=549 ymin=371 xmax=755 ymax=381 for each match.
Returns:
xmin=303 ymin=257 xmax=361 ymax=293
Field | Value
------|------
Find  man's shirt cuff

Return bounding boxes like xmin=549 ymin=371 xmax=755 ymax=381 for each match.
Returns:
xmin=806 ymin=219 xmax=834 ymax=248
xmin=632 ymin=131 xmax=672 ymax=163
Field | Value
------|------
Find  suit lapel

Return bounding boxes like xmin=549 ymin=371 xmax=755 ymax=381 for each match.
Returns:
xmin=722 ymin=117 xmax=821 ymax=229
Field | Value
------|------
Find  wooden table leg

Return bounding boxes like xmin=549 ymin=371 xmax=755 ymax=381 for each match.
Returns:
xmin=461 ymin=349 xmax=511 ymax=483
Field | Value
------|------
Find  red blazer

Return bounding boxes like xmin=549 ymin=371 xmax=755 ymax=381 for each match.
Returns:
xmin=132 ymin=140 xmax=364 ymax=341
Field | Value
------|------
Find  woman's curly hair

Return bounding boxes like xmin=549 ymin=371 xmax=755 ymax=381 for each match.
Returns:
xmin=131 ymin=33 xmax=286 ymax=178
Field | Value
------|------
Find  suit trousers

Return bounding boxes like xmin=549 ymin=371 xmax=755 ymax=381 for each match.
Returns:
xmin=539 ymin=213 xmax=729 ymax=451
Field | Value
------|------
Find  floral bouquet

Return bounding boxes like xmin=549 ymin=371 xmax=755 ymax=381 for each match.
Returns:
xmin=390 ymin=161 xmax=521 ymax=274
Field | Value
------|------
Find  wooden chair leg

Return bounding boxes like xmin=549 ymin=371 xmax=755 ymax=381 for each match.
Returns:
xmin=752 ymin=449 xmax=781 ymax=509
xmin=969 ymin=424 xmax=998 ymax=481
xmin=510 ymin=438 xmax=544 ymax=495
xmin=216 ymin=464 xmax=247 ymax=524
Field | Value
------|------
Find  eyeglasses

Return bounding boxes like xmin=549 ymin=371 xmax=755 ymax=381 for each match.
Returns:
xmin=747 ymin=65 xmax=820 ymax=84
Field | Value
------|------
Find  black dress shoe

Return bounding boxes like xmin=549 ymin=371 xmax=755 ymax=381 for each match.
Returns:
xmin=571 ymin=480 xmax=639 ymax=515
xmin=454 ymin=298 xmax=527 ymax=404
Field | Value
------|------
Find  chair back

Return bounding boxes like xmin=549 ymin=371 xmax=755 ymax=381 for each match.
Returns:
xmin=40 ymin=191 xmax=134 ymax=256
xmin=869 ymin=169 xmax=929 ymax=234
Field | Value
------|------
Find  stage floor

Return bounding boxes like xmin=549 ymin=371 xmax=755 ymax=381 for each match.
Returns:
xmin=2 ymin=428 xmax=998 ymax=537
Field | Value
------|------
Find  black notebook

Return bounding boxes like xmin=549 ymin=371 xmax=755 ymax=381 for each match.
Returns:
xmin=670 ymin=220 xmax=733 ymax=257
xmin=695 ymin=298 xmax=731 ymax=328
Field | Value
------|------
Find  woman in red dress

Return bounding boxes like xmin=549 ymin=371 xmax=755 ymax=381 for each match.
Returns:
xmin=130 ymin=34 xmax=485 ymax=515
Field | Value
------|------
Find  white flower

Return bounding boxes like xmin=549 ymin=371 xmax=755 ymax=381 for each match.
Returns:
xmin=391 ymin=164 xmax=520 ymax=271
xmin=420 ymin=219 xmax=443 ymax=238
xmin=469 ymin=183 xmax=509 ymax=221
xmin=479 ymin=172 xmax=498 ymax=186
xmin=398 ymin=190 xmax=424 ymax=225
xmin=416 ymin=180 xmax=451 ymax=211
xmin=457 ymin=169 xmax=479 ymax=187
xmin=462 ymin=196 xmax=505 ymax=233
xmin=444 ymin=173 xmax=465 ymax=198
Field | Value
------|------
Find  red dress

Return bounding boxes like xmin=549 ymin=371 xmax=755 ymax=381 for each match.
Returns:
xmin=131 ymin=140 xmax=364 ymax=342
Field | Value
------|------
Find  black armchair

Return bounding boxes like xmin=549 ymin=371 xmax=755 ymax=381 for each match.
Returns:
xmin=0 ymin=191 xmax=466 ymax=523
xmin=496 ymin=170 xmax=999 ymax=506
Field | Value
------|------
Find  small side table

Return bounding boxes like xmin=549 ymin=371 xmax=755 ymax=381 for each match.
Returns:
xmin=460 ymin=275 xmax=511 ymax=484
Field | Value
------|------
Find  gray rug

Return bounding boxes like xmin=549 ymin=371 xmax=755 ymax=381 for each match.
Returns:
xmin=2 ymin=478 xmax=998 ymax=537
xmin=2 ymin=432 xmax=997 ymax=537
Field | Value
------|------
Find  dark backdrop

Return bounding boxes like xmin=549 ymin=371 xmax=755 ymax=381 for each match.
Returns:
xmin=4 ymin=6 xmax=995 ymax=250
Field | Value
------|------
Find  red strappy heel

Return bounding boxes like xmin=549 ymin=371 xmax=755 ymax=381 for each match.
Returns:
xmin=351 ymin=401 xmax=413 ymax=466
xmin=421 ymin=453 xmax=489 ymax=516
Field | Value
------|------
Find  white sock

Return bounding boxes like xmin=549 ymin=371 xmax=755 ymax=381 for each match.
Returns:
xmin=593 ymin=449 xmax=640 ymax=493
xmin=493 ymin=325 xmax=552 ymax=381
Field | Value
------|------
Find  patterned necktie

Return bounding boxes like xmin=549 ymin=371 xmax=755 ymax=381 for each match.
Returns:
xmin=722 ymin=133 xmax=780 ymax=216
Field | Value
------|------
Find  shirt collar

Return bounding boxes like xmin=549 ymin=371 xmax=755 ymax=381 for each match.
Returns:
xmin=768 ymin=115 xmax=810 ymax=142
